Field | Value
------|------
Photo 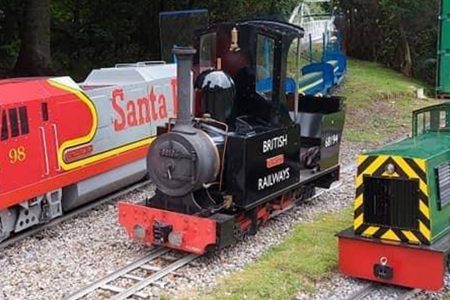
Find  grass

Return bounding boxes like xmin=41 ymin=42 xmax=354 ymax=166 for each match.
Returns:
xmin=341 ymin=59 xmax=434 ymax=143
xmin=197 ymin=208 xmax=353 ymax=300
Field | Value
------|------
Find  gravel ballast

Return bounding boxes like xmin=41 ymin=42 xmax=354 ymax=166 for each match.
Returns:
xmin=1 ymin=138 xmax=443 ymax=300
xmin=0 ymin=140 xmax=362 ymax=300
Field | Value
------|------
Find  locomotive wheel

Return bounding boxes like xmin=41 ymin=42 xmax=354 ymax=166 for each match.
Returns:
xmin=233 ymin=223 xmax=245 ymax=241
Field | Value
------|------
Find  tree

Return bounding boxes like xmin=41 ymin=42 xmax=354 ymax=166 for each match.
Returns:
xmin=335 ymin=0 xmax=439 ymax=83
xmin=14 ymin=0 xmax=53 ymax=75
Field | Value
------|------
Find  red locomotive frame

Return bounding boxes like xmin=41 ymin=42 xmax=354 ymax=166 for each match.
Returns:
xmin=119 ymin=192 xmax=299 ymax=254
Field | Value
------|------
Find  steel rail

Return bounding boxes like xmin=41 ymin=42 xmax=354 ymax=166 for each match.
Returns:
xmin=345 ymin=283 xmax=378 ymax=300
xmin=110 ymin=253 xmax=199 ymax=300
xmin=396 ymin=288 xmax=422 ymax=300
xmin=63 ymin=248 xmax=169 ymax=300
xmin=63 ymin=249 xmax=199 ymax=300
xmin=61 ymin=161 xmax=356 ymax=299
xmin=344 ymin=282 xmax=419 ymax=300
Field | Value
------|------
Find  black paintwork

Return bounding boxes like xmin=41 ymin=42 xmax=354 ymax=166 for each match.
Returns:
xmin=194 ymin=19 xmax=303 ymax=128
xmin=145 ymin=19 xmax=346 ymax=249
xmin=297 ymin=95 xmax=345 ymax=171
xmin=209 ymin=213 xmax=236 ymax=249
xmin=225 ymin=124 xmax=301 ymax=209
xmin=374 ymin=264 xmax=394 ymax=280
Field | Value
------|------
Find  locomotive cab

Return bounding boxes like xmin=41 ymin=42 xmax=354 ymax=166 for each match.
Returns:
xmin=194 ymin=20 xmax=303 ymax=127
xmin=194 ymin=20 xmax=344 ymax=181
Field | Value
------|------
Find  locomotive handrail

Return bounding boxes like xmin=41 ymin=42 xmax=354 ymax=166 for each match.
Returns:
xmin=52 ymin=124 xmax=61 ymax=171
xmin=39 ymin=127 xmax=50 ymax=176
xmin=137 ymin=61 xmax=166 ymax=66
xmin=114 ymin=61 xmax=166 ymax=68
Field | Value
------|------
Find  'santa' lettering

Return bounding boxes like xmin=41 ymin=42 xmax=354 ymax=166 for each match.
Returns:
xmin=112 ymin=80 xmax=177 ymax=132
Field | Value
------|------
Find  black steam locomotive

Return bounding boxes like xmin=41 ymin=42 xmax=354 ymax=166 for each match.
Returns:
xmin=118 ymin=19 xmax=345 ymax=254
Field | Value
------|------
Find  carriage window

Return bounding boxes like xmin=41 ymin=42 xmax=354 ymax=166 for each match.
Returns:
xmin=19 ymin=106 xmax=29 ymax=134
xmin=255 ymin=34 xmax=274 ymax=101
xmin=8 ymin=108 xmax=19 ymax=137
xmin=199 ymin=33 xmax=216 ymax=72
xmin=1 ymin=110 xmax=8 ymax=141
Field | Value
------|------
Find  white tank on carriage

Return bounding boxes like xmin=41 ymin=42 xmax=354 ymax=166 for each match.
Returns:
xmin=63 ymin=61 xmax=178 ymax=211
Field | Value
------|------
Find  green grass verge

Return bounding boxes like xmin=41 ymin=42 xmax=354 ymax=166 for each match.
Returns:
xmin=341 ymin=59 xmax=434 ymax=143
xmin=196 ymin=208 xmax=353 ymax=300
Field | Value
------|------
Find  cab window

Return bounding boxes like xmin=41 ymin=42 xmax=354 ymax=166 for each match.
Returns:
xmin=0 ymin=106 xmax=30 ymax=141
xmin=255 ymin=34 xmax=275 ymax=101
xmin=286 ymin=37 xmax=301 ymax=120
xmin=9 ymin=108 xmax=20 ymax=137
xmin=287 ymin=37 xmax=300 ymax=82
xmin=414 ymin=108 xmax=450 ymax=136
xmin=19 ymin=106 xmax=29 ymax=134
xmin=199 ymin=33 xmax=216 ymax=72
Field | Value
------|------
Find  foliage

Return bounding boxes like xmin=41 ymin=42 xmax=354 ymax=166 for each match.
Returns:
xmin=0 ymin=0 xmax=441 ymax=82
xmin=0 ymin=0 xmax=23 ymax=71
xmin=335 ymin=0 xmax=440 ymax=85
xmin=0 ymin=0 xmax=298 ymax=79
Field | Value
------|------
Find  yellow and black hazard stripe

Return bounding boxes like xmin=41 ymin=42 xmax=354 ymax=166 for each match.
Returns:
xmin=353 ymin=155 xmax=431 ymax=245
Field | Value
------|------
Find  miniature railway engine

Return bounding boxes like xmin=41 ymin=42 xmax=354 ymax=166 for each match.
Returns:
xmin=119 ymin=19 xmax=346 ymax=254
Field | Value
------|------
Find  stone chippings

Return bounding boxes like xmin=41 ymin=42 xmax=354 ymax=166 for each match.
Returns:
xmin=2 ymin=139 xmax=442 ymax=300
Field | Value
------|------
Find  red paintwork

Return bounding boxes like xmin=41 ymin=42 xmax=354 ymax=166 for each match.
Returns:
xmin=266 ymin=154 xmax=285 ymax=168
xmin=118 ymin=202 xmax=217 ymax=254
xmin=0 ymin=78 xmax=149 ymax=210
xmin=119 ymin=192 xmax=297 ymax=254
xmin=1 ymin=146 xmax=148 ymax=210
xmin=338 ymin=235 xmax=445 ymax=291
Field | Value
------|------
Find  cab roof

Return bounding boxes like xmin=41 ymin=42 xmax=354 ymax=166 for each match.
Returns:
xmin=0 ymin=77 xmax=78 ymax=105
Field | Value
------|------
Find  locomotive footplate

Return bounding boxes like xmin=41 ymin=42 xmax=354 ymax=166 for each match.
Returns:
xmin=337 ymin=228 xmax=448 ymax=291
xmin=118 ymin=201 xmax=236 ymax=254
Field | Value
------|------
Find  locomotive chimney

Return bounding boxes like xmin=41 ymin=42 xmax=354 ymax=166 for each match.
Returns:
xmin=172 ymin=46 xmax=197 ymax=126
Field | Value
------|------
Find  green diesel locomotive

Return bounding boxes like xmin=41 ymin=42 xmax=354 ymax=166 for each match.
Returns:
xmin=338 ymin=102 xmax=450 ymax=290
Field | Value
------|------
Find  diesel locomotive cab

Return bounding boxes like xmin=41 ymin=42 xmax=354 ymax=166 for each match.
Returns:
xmin=118 ymin=19 xmax=345 ymax=254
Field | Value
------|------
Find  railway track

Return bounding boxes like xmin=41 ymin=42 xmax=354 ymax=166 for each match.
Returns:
xmin=63 ymin=164 xmax=357 ymax=299
xmin=345 ymin=282 xmax=421 ymax=300
xmin=0 ymin=163 xmax=356 ymax=251
xmin=0 ymin=179 xmax=152 ymax=250
xmin=63 ymin=248 xmax=198 ymax=300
